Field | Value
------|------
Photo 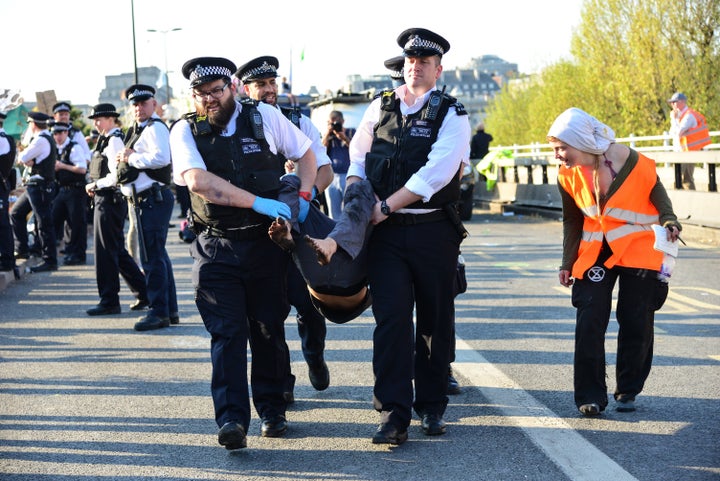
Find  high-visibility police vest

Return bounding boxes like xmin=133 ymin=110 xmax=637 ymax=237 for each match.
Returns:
xmin=680 ymin=108 xmax=711 ymax=151
xmin=558 ymin=151 xmax=663 ymax=279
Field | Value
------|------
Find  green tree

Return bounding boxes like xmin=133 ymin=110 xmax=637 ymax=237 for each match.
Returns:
xmin=486 ymin=0 xmax=720 ymax=145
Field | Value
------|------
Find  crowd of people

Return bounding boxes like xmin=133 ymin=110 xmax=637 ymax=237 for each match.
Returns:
xmin=0 ymin=25 xmax=693 ymax=452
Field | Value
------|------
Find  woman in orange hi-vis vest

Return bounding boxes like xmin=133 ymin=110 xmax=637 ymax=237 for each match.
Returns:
xmin=548 ymin=108 xmax=683 ymax=417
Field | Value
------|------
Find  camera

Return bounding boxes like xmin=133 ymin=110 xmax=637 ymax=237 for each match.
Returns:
xmin=331 ymin=121 xmax=342 ymax=132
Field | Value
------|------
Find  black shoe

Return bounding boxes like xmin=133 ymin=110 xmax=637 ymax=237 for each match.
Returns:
xmin=218 ymin=422 xmax=247 ymax=450
xmin=129 ymin=298 xmax=150 ymax=311
xmin=86 ymin=304 xmax=121 ymax=316
xmin=63 ymin=257 xmax=86 ymax=266
xmin=133 ymin=315 xmax=170 ymax=331
xmin=261 ymin=415 xmax=288 ymax=438
xmin=169 ymin=314 xmax=180 ymax=325
xmin=421 ymin=413 xmax=447 ymax=436
xmin=578 ymin=403 xmax=602 ymax=416
xmin=372 ymin=422 xmax=408 ymax=445
xmin=448 ymin=367 xmax=461 ymax=395
xmin=308 ymin=360 xmax=330 ymax=391
xmin=30 ymin=262 xmax=58 ymax=273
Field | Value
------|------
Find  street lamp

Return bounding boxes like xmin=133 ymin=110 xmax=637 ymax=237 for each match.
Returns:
xmin=147 ymin=27 xmax=182 ymax=107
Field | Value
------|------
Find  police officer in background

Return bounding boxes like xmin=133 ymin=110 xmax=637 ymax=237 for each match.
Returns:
xmin=235 ymin=55 xmax=333 ymax=401
xmin=0 ymin=111 xmax=18 ymax=277
xmin=51 ymin=102 xmax=92 ymax=260
xmin=347 ymin=28 xmax=471 ymax=445
xmin=50 ymin=121 xmax=87 ymax=265
xmin=117 ymin=84 xmax=178 ymax=332
xmin=170 ymin=57 xmax=317 ymax=450
xmin=11 ymin=112 xmax=58 ymax=272
xmin=85 ymin=103 xmax=147 ymax=317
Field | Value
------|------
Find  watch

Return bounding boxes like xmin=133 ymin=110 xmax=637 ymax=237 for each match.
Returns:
xmin=380 ymin=200 xmax=392 ymax=216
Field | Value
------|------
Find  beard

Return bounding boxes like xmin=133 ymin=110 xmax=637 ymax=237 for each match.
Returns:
xmin=197 ymin=94 xmax=236 ymax=132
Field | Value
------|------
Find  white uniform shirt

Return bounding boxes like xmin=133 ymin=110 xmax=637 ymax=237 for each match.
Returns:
xmin=70 ymin=129 xmax=92 ymax=162
xmin=19 ymin=130 xmax=51 ymax=166
xmin=298 ymin=113 xmax=331 ymax=168
xmin=119 ymin=114 xmax=172 ymax=197
xmin=171 ymin=101 xmax=313 ymax=186
xmin=56 ymin=138 xmax=87 ymax=170
xmin=95 ymin=128 xmax=124 ymax=190
xmin=347 ymin=85 xmax=471 ymax=212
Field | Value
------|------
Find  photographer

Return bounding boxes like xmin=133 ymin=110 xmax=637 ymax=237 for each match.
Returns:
xmin=321 ymin=111 xmax=354 ymax=219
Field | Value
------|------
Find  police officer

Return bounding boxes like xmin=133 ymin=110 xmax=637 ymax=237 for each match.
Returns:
xmin=169 ymin=56 xmax=317 ymax=450
xmin=85 ymin=103 xmax=147 ymax=316
xmin=0 ymin=111 xmax=18 ymax=277
xmin=11 ymin=112 xmax=58 ymax=272
xmin=117 ymin=84 xmax=178 ymax=331
xmin=235 ymin=55 xmax=333 ymax=401
xmin=51 ymin=102 xmax=92 ymax=260
xmin=384 ymin=54 xmax=464 ymax=396
xmin=50 ymin=121 xmax=88 ymax=265
xmin=347 ymin=28 xmax=471 ymax=444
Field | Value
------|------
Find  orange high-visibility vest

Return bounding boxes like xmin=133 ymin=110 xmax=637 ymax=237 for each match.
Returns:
xmin=680 ymin=109 xmax=711 ymax=151
xmin=558 ymin=152 xmax=663 ymax=279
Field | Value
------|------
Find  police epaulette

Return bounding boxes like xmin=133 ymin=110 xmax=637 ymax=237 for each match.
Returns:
xmin=439 ymin=93 xmax=468 ymax=116
xmin=240 ymin=97 xmax=258 ymax=107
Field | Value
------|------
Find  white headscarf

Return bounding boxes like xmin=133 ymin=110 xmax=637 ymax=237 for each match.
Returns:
xmin=547 ymin=107 xmax=615 ymax=155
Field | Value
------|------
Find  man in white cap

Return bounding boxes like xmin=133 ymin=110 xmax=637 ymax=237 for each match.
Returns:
xmin=667 ymin=92 xmax=711 ymax=190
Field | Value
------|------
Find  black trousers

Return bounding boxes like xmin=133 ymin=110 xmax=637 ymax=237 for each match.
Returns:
xmin=10 ymin=183 xmax=57 ymax=265
xmin=92 ymin=191 xmax=146 ymax=307
xmin=368 ymin=219 xmax=461 ymax=431
xmin=52 ymin=185 xmax=87 ymax=260
xmin=571 ymin=263 xmax=668 ymax=409
xmin=0 ymin=180 xmax=14 ymax=270
xmin=191 ymin=233 xmax=291 ymax=431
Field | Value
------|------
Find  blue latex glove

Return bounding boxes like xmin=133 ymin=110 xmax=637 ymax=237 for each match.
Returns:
xmin=298 ymin=198 xmax=310 ymax=223
xmin=252 ymin=197 xmax=291 ymax=219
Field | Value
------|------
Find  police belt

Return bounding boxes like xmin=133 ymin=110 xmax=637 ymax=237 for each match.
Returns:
xmin=59 ymin=182 xmax=86 ymax=190
xmin=200 ymin=223 xmax=267 ymax=241
xmin=385 ymin=209 xmax=448 ymax=226
xmin=132 ymin=184 xmax=170 ymax=203
xmin=94 ymin=187 xmax=118 ymax=196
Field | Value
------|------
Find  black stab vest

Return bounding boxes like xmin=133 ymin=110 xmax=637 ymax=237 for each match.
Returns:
xmin=89 ymin=130 xmax=123 ymax=182
xmin=55 ymin=140 xmax=86 ymax=185
xmin=186 ymin=104 xmax=285 ymax=230
xmin=365 ymin=90 xmax=466 ymax=209
xmin=121 ymin=118 xmax=172 ymax=185
xmin=0 ymin=131 xmax=16 ymax=180
xmin=28 ymin=132 xmax=57 ymax=182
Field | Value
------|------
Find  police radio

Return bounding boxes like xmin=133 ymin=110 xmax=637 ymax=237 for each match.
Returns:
xmin=424 ymin=85 xmax=446 ymax=121
xmin=251 ymin=111 xmax=265 ymax=140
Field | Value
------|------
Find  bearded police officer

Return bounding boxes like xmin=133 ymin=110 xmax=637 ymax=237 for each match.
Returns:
xmin=169 ymin=56 xmax=317 ymax=450
xmin=118 ymin=84 xmax=178 ymax=331
xmin=85 ymin=103 xmax=147 ymax=317
xmin=235 ymin=55 xmax=333 ymax=401
xmin=347 ymin=28 xmax=471 ymax=445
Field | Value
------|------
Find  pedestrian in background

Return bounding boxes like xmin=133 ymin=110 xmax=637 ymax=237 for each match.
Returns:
xmin=549 ymin=107 xmax=681 ymax=416
xmin=347 ymin=28 xmax=471 ymax=445
xmin=321 ymin=110 xmax=354 ymax=220
xmin=170 ymin=56 xmax=317 ymax=450
xmin=668 ymin=92 xmax=711 ymax=190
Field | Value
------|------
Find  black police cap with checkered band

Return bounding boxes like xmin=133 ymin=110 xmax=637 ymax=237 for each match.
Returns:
xmin=234 ymin=56 xmax=279 ymax=84
xmin=125 ymin=84 xmax=155 ymax=103
xmin=397 ymin=28 xmax=450 ymax=58
xmin=182 ymin=57 xmax=237 ymax=88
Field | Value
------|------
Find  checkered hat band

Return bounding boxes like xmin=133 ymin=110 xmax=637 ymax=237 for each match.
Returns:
xmin=405 ymin=36 xmax=444 ymax=55
xmin=390 ymin=69 xmax=403 ymax=77
xmin=189 ymin=65 xmax=233 ymax=83
xmin=129 ymin=89 xmax=154 ymax=98
xmin=241 ymin=62 xmax=277 ymax=82
xmin=53 ymin=104 xmax=71 ymax=113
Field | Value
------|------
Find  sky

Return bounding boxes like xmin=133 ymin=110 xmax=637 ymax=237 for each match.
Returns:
xmin=2 ymin=0 xmax=584 ymax=108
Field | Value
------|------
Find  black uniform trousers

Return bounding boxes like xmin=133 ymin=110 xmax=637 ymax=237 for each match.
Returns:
xmin=0 ymin=179 xmax=14 ymax=270
xmin=191 ymin=233 xmax=291 ymax=432
xmin=367 ymin=217 xmax=461 ymax=431
xmin=52 ymin=185 xmax=87 ymax=262
xmin=10 ymin=182 xmax=57 ymax=265
xmin=571 ymin=260 xmax=668 ymax=409
xmin=92 ymin=190 xmax=146 ymax=307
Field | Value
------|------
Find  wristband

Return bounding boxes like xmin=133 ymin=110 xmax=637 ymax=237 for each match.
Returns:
xmin=299 ymin=191 xmax=312 ymax=202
